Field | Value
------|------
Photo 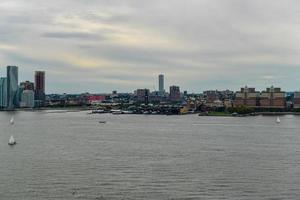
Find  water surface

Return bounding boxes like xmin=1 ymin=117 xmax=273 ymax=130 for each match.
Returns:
xmin=0 ymin=111 xmax=300 ymax=199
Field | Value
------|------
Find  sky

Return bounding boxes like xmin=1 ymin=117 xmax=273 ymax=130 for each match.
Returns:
xmin=0 ymin=0 xmax=300 ymax=94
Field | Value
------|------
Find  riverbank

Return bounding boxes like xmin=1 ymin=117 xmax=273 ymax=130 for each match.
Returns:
xmin=3 ymin=107 xmax=300 ymax=117
xmin=201 ymin=111 xmax=300 ymax=117
xmin=0 ymin=106 xmax=92 ymax=112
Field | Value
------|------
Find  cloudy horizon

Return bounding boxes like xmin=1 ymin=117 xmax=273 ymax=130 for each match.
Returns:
xmin=1 ymin=0 xmax=300 ymax=94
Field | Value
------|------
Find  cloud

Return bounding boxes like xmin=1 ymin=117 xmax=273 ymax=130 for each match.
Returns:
xmin=1 ymin=0 xmax=300 ymax=93
xmin=42 ymin=32 xmax=102 ymax=40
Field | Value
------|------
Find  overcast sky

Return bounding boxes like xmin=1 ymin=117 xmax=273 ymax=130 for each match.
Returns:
xmin=0 ymin=0 xmax=300 ymax=93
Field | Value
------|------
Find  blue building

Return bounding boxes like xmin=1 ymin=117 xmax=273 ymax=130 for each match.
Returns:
xmin=0 ymin=77 xmax=7 ymax=108
xmin=7 ymin=66 xmax=19 ymax=109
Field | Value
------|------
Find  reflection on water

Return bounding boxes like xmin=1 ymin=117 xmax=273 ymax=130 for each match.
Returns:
xmin=0 ymin=111 xmax=300 ymax=199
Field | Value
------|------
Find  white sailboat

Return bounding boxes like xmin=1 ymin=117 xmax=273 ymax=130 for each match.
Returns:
xmin=8 ymin=135 xmax=16 ymax=145
xmin=276 ymin=117 xmax=281 ymax=124
xmin=10 ymin=116 xmax=14 ymax=125
xmin=8 ymin=116 xmax=16 ymax=145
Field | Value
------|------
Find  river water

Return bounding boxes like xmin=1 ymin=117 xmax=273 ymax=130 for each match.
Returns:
xmin=0 ymin=111 xmax=300 ymax=199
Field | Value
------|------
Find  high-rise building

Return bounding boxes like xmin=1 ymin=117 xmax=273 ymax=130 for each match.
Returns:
xmin=20 ymin=81 xmax=34 ymax=91
xmin=0 ymin=77 xmax=7 ymax=108
xmin=169 ymin=85 xmax=181 ymax=101
xmin=20 ymin=90 xmax=35 ymax=108
xmin=34 ymin=71 xmax=45 ymax=106
xmin=7 ymin=66 xmax=19 ymax=109
xmin=158 ymin=74 xmax=165 ymax=95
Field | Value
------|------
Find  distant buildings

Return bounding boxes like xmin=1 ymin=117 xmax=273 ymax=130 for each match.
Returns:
xmin=135 ymin=89 xmax=150 ymax=104
xmin=0 ymin=77 xmax=7 ymax=108
xmin=234 ymin=87 xmax=259 ymax=107
xmin=293 ymin=92 xmax=300 ymax=109
xmin=20 ymin=81 xmax=34 ymax=90
xmin=1 ymin=68 xmax=299 ymax=112
xmin=0 ymin=66 xmax=46 ymax=110
xmin=20 ymin=90 xmax=35 ymax=108
xmin=19 ymin=81 xmax=35 ymax=108
xmin=87 ymin=95 xmax=106 ymax=105
xmin=233 ymin=86 xmax=286 ymax=109
xmin=204 ymin=90 xmax=220 ymax=103
xmin=260 ymin=87 xmax=285 ymax=108
xmin=169 ymin=85 xmax=181 ymax=101
xmin=7 ymin=66 xmax=19 ymax=109
xmin=158 ymin=74 xmax=165 ymax=95
xmin=35 ymin=71 xmax=45 ymax=106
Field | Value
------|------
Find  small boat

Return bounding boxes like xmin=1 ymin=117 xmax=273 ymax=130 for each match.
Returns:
xmin=111 ymin=110 xmax=123 ymax=115
xmin=91 ymin=110 xmax=106 ymax=114
xmin=8 ymin=135 xmax=16 ymax=145
xmin=122 ymin=110 xmax=133 ymax=114
xmin=99 ymin=121 xmax=106 ymax=124
xmin=276 ymin=117 xmax=281 ymax=124
xmin=10 ymin=117 xmax=14 ymax=125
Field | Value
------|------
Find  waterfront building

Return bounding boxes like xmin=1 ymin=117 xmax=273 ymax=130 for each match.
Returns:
xmin=20 ymin=90 xmax=35 ymax=108
xmin=204 ymin=90 xmax=220 ymax=103
xmin=158 ymin=74 xmax=165 ymax=95
xmin=224 ymin=99 xmax=233 ymax=108
xmin=205 ymin=99 xmax=224 ymax=108
xmin=234 ymin=86 xmax=259 ymax=107
xmin=260 ymin=86 xmax=285 ymax=108
xmin=87 ymin=95 xmax=106 ymax=105
xmin=135 ymin=89 xmax=150 ymax=104
xmin=149 ymin=91 xmax=167 ymax=103
xmin=7 ymin=66 xmax=19 ymax=109
xmin=34 ymin=71 xmax=45 ymax=106
xmin=0 ymin=77 xmax=7 ymax=108
xmin=169 ymin=85 xmax=181 ymax=102
xmin=293 ymin=92 xmax=300 ymax=109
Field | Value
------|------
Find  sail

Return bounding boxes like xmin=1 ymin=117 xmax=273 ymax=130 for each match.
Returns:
xmin=276 ymin=117 xmax=280 ymax=123
xmin=10 ymin=117 xmax=14 ymax=125
xmin=9 ymin=135 xmax=15 ymax=144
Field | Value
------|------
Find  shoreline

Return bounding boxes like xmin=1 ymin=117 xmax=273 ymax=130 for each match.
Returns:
xmin=202 ymin=112 xmax=300 ymax=117
xmin=2 ymin=108 xmax=300 ymax=117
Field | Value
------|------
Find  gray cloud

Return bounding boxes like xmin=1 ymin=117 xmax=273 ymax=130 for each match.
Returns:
xmin=0 ymin=0 xmax=300 ymax=93
xmin=42 ymin=32 xmax=103 ymax=40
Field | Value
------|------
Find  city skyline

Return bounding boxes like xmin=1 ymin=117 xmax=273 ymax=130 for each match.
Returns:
xmin=0 ymin=66 xmax=46 ymax=109
xmin=1 ymin=66 xmax=300 ymax=95
xmin=1 ymin=1 xmax=300 ymax=93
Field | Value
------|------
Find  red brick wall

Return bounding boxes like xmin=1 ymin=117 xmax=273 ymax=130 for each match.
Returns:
xmin=260 ymin=98 xmax=270 ymax=107
xmin=273 ymin=98 xmax=285 ymax=107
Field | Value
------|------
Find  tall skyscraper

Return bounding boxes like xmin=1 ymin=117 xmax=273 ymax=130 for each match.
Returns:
xmin=35 ymin=71 xmax=45 ymax=106
xmin=7 ymin=66 xmax=19 ymax=109
xmin=158 ymin=74 xmax=164 ymax=94
xmin=0 ymin=77 xmax=7 ymax=108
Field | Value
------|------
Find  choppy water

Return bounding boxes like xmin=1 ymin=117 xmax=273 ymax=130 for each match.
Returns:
xmin=0 ymin=111 xmax=300 ymax=199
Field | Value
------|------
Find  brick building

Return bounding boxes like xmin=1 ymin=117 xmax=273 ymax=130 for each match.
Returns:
xmin=260 ymin=86 xmax=285 ymax=108
xmin=234 ymin=87 xmax=259 ymax=107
